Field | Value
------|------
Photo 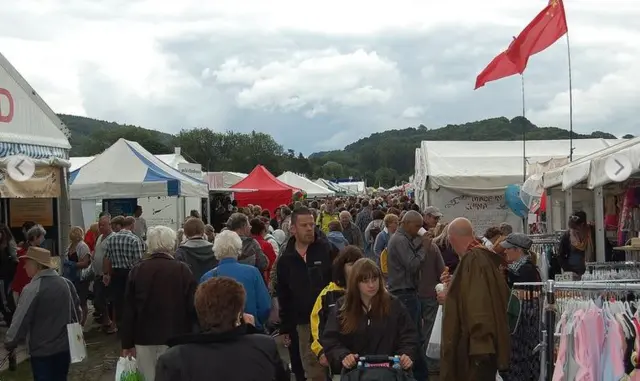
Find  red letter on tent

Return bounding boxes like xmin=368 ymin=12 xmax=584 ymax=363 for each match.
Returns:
xmin=0 ymin=88 xmax=14 ymax=123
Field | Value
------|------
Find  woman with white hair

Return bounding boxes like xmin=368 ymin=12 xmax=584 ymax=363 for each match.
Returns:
xmin=200 ymin=230 xmax=271 ymax=331
xmin=120 ymin=226 xmax=197 ymax=381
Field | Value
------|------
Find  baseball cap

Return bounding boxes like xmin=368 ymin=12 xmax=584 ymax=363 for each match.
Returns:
xmin=424 ymin=206 xmax=443 ymax=218
xmin=500 ymin=233 xmax=533 ymax=250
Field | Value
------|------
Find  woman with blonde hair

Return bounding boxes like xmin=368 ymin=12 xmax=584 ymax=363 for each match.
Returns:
xmin=321 ymin=258 xmax=418 ymax=379
xmin=63 ymin=226 xmax=91 ymax=325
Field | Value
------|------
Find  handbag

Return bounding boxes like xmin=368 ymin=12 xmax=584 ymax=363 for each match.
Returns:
xmin=64 ymin=280 xmax=87 ymax=363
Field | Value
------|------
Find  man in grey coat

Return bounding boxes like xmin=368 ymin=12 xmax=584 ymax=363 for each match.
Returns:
xmin=339 ymin=211 xmax=364 ymax=249
xmin=5 ymin=247 xmax=81 ymax=380
xmin=227 ymin=213 xmax=268 ymax=272
xmin=386 ymin=210 xmax=430 ymax=381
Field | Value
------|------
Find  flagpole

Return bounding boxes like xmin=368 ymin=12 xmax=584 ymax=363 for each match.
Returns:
xmin=566 ymin=32 xmax=574 ymax=161
xmin=521 ymin=74 xmax=527 ymax=183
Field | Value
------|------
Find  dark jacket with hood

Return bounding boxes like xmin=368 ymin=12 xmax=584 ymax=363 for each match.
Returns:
xmin=175 ymin=238 xmax=216 ymax=282
xmin=275 ymin=234 xmax=332 ymax=335
xmin=156 ymin=324 xmax=289 ymax=381
xmin=320 ymin=295 xmax=419 ymax=376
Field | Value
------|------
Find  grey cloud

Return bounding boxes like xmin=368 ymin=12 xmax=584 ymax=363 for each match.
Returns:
xmin=75 ymin=22 xmax=638 ymax=154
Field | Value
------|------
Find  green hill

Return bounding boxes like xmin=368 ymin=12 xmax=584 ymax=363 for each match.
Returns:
xmin=58 ymin=114 xmax=626 ymax=187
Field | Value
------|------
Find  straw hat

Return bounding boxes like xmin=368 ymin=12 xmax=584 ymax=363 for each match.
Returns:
xmin=19 ymin=246 xmax=55 ymax=268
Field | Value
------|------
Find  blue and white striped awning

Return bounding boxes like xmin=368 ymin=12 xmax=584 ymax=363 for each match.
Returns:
xmin=0 ymin=142 xmax=68 ymax=160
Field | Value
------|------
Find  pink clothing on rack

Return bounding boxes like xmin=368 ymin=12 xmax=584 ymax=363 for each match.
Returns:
xmin=553 ymin=317 xmax=569 ymax=381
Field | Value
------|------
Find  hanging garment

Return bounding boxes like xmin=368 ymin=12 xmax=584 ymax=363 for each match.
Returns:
xmin=601 ymin=317 xmax=626 ymax=381
xmin=500 ymin=296 xmax=541 ymax=381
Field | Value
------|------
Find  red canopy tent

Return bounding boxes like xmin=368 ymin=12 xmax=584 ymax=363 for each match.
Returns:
xmin=231 ymin=165 xmax=299 ymax=212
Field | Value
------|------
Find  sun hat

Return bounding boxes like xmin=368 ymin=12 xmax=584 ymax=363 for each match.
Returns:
xmin=19 ymin=246 xmax=55 ymax=268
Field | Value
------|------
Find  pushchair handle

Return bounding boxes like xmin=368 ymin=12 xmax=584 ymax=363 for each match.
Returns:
xmin=358 ymin=355 xmax=399 ymax=364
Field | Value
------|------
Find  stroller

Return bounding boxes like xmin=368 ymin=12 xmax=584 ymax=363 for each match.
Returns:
xmin=336 ymin=355 xmax=416 ymax=381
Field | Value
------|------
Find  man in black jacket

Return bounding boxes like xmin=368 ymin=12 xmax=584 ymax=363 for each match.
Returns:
xmin=276 ymin=207 xmax=332 ymax=381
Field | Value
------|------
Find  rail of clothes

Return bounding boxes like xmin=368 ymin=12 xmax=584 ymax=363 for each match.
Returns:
xmin=552 ymin=287 xmax=640 ymax=380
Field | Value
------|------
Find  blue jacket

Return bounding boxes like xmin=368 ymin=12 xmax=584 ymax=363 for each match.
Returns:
xmin=200 ymin=258 xmax=271 ymax=329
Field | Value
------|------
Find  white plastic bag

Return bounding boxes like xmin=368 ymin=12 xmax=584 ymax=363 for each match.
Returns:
xmin=496 ymin=372 xmax=504 ymax=380
xmin=115 ymin=357 xmax=142 ymax=381
xmin=426 ymin=305 xmax=443 ymax=359
xmin=65 ymin=280 xmax=86 ymax=363
xmin=67 ymin=322 xmax=87 ymax=363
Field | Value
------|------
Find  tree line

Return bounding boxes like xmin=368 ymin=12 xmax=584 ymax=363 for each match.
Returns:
xmin=60 ymin=114 xmax=631 ymax=188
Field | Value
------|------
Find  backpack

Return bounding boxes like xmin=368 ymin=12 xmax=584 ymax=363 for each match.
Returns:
xmin=369 ymin=226 xmax=382 ymax=241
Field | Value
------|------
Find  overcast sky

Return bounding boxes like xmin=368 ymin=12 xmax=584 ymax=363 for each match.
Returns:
xmin=2 ymin=0 xmax=638 ymax=154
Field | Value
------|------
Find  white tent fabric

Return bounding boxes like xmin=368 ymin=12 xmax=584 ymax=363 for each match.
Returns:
xmin=71 ymin=152 xmax=191 ymax=172
xmin=542 ymin=138 xmax=639 ymax=190
xmin=414 ymin=139 xmax=620 ymax=234
xmin=421 ymin=139 xmax=619 ymax=191
xmin=69 ymin=138 xmax=209 ymax=199
xmin=206 ymin=171 xmax=248 ymax=189
xmin=277 ymin=171 xmax=335 ymax=197
xmin=156 ymin=152 xmax=190 ymax=168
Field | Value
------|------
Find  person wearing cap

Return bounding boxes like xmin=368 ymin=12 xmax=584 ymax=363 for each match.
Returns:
xmin=498 ymin=233 xmax=542 ymax=381
xmin=4 ymin=246 xmax=82 ymax=380
xmin=423 ymin=206 xmax=443 ymax=230
xmin=499 ymin=233 xmax=541 ymax=287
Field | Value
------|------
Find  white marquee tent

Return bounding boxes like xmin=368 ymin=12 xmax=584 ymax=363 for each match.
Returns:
xmin=277 ymin=171 xmax=335 ymax=198
xmin=414 ymin=139 xmax=620 ymax=232
xmin=69 ymin=138 xmax=209 ymax=199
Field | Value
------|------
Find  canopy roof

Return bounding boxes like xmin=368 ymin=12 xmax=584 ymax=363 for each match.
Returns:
xmin=543 ymin=137 xmax=640 ymax=190
xmin=277 ymin=171 xmax=335 ymax=197
xmin=206 ymin=171 xmax=247 ymax=189
xmin=232 ymin=165 xmax=298 ymax=211
xmin=420 ymin=139 xmax=619 ymax=191
xmin=69 ymin=138 xmax=209 ymax=199
xmin=0 ymin=52 xmax=70 ymax=161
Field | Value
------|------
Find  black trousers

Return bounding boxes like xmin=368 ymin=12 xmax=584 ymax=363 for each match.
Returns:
xmin=110 ymin=268 xmax=130 ymax=329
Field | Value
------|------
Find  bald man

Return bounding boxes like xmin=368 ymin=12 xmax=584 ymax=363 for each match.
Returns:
xmin=338 ymin=211 xmax=364 ymax=248
xmin=440 ymin=218 xmax=511 ymax=381
xmin=386 ymin=210 xmax=429 ymax=381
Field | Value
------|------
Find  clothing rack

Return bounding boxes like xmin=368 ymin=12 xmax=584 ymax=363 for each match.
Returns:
xmin=586 ymin=261 xmax=640 ymax=269
xmin=514 ymin=280 xmax=640 ymax=381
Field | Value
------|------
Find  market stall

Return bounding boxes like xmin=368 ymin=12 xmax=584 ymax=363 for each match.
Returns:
xmin=231 ymin=165 xmax=298 ymax=212
xmin=415 ymin=139 xmax=618 ymax=233
xmin=69 ymin=138 xmax=209 ymax=231
xmin=0 ymin=52 xmax=72 ymax=255
xmin=277 ymin=171 xmax=334 ymax=198
xmin=541 ymin=136 xmax=640 ymax=262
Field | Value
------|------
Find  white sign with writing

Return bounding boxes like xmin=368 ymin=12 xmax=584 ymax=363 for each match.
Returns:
xmin=430 ymin=187 xmax=522 ymax=234
xmin=178 ymin=163 xmax=204 ymax=180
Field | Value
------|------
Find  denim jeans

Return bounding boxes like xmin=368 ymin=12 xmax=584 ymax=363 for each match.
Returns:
xmin=392 ymin=290 xmax=428 ymax=381
xmin=31 ymin=351 xmax=70 ymax=381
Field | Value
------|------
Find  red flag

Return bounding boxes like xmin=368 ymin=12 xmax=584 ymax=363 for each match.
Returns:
xmin=474 ymin=50 xmax=519 ymax=90
xmin=507 ymin=0 xmax=568 ymax=73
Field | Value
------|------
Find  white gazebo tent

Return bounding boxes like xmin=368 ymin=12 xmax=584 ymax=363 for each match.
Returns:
xmin=540 ymin=137 xmax=640 ymax=262
xmin=0 ymin=52 xmax=72 ymax=255
xmin=69 ymin=139 xmax=209 ymax=228
xmin=205 ymin=171 xmax=248 ymax=189
xmin=415 ymin=139 xmax=619 ymax=233
xmin=277 ymin=171 xmax=335 ymax=198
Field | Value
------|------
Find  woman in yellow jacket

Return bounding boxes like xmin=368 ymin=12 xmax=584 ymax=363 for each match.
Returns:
xmin=310 ymin=246 xmax=364 ymax=371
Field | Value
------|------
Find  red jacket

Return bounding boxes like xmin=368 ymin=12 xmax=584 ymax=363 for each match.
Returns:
xmin=252 ymin=234 xmax=276 ymax=284
xmin=84 ymin=230 xmax=98 ymax=253
xmin=11 ymin=247 xmax=31 ymax=294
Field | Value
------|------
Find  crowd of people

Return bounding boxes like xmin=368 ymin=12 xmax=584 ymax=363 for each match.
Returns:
xmin=0 ymin=194 xmax=551 ymax=381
